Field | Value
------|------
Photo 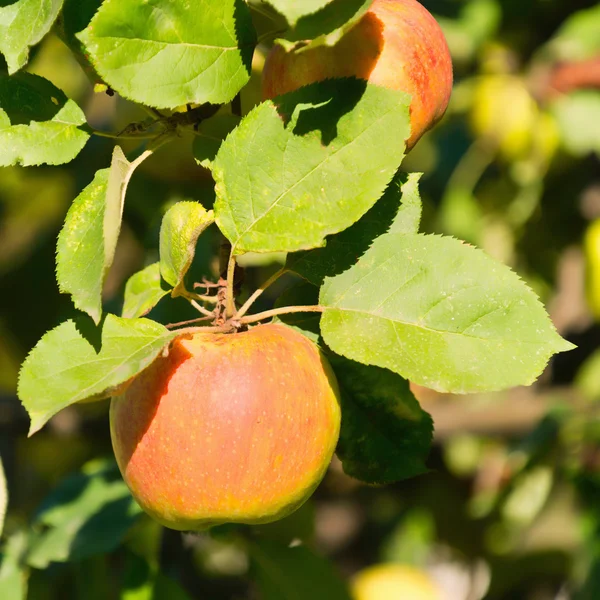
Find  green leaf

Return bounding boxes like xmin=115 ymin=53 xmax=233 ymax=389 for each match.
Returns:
xmin=0 ymin=72 xmax=89 ymax=166
xmin=122 ymin=263 xmax=171 ymax=319
xmin=0 ymin=533 xmax=28 ymax=600
xmin=0 ymin=457 xmax=6 ymax=537
xmin=17 ymin=314 xmax=177 ymax=435
xmin=27 ymin=460 xmax=142 ymax=568
xmin=548 ymin=4 xmax=600 ymax=61
xmin=285 ymin=0 xmax=374 ymax=47
xmin=0 ymin=0 xmax=64 ymax=74
xmin=56 ymin=146 xmax=139 ymax=323
xmin=192 ymin=114 xmax=241 ymax=169
xmin=214 ymin=79 xmax=410 ymax=254
xmin=250 ymin=539 xmax=351 ymax=600
xmin=159 ymin=201 xmax=214 ymax=291
xmin=78 ymin=0 xmax=256 ymax=108
xmin=263 ymin=0 xmax=333 ymax=26
xmin=320 ymin=233 xmax=574 ymax=393
xmin=388 ymin=172 xmax=422 ymax=234
xmin=330 ymin=354 xmax=432 ymax=484
xmin=287 ymin=172 xmax=421 ymax=285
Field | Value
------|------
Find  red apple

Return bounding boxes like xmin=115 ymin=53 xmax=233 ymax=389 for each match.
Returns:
xmin=110 ymin=323 xmax=341 ymax=531
xmin=262 ymin=0 xmax=453 ymax=149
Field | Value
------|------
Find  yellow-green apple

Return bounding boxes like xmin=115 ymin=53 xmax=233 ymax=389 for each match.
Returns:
xmin=352 ymin=564 xmax=442 ymax=600
xmin=110 ymin=323 xmax=341 ymax=531
xmin=261 ymin=0 xmax=453 ymax=149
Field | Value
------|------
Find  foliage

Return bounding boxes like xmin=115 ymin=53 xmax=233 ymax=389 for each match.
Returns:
xmin=0 ymin=0 xmax=599 ymax=598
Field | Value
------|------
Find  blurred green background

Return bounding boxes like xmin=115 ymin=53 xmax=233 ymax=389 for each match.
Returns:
xmin=1 ymin=0 xmax=600 ymax=598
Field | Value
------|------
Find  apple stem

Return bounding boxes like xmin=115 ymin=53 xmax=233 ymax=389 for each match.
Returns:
xmin=238 ymin=305 xmax=323 ymax=325
xmin=189 ymin=299 xmax=214 ymax=317
xmin=235 ymin=267 xmax=288 ymax=320
xmin=165 ymin=315 xmax=214 ymax=329
xmin=225 ymin=252 xmax=237 ymax=318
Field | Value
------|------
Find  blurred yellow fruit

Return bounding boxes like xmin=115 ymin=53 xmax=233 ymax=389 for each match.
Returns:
xmin=584 ymin=219 xmax=600 ymax=319
xmin=470 ymin=75 xmax=538 ymax=161
xmin=531 ymin=111 xmax=560 ymax=167
xmin=352 ymin=564 xmax=442 ymax=600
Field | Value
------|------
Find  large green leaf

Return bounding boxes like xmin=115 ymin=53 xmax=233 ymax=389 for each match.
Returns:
xmin=0 ymin=72 xmax=89 ymax=166
xmin=287 ymin=172 xmax=421 ymax=285
xmin=56 ymin=147 xmax=132 ymax=323
xmin=250 ymin=539 xmax=351 ymax=600
xmin=78 ymin=0 xmax=256 ymax=108
xmin=320 ymin=233 xmax=574 ymax=393
xmin=159 ymin=201 xmax=214 ymax=291
xmin=330 ymin=355 xmax=432 ymax=484
xmin=214 ymin=79 xmax=410 ymax=254
xmin=17 ymin=314 xmax=177 ymax=435
xmin=0 ymin=0 xmax=64 ymax=74
xmin=122 ymin=263 xmax=171 ymax=319
xmin=27 ymin=460 xmax=142 ymax=568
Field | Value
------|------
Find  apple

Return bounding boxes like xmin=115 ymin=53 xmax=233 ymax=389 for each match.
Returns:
xmin=110 ymin=323 xmax=341 ymax=531
xmin=352 ymin=564 xmax=441 ymax=600
xmin=261 ymin=0 xmax=453 ymax=149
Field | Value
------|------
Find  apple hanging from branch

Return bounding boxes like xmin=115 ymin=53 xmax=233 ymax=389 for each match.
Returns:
xmin=110 ymin=323 xmax=341 ymax=531
xmin=262 ymin=0 xmax=453 ymax=149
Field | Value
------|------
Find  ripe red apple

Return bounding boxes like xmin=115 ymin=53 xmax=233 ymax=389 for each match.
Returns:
xmin=110 ymin=323 xmax=341 ymax=531
xmin=262 ymin=0 xmax=453 ymax=149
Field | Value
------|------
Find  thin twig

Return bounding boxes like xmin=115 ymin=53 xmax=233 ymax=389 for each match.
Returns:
xmin=189 ymin=299 xmax=214 ymax=317
xmin=175 ymin=324 xmax=234 ymax=336
xmin=235 ymin=268 xmax=287 ymax=320
xmin=166 ymin=315 xmax=213 ymax=329
xmin=225 ymin=252 xmax=237 ymax=318
xmin=88 ymin=128 xmax=158 ymax=141
xmin=239 ymin=305 xmax=323 ymax=325
xmin=188 ymin=292 xmax=218 ymax=304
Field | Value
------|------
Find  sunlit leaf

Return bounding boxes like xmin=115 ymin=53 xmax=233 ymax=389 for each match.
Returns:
xmin=320 ymin=233 xmax=574 ymax=393
xmin=56 ymin=147 xmax=132 ymax=323
xmin=18 ymin=314 xmax=177 ymax=435
xmin=0 ymin=0 xmax=64 ymax=74
xmin=78 ymin=0 xmax=256 ymax=108
xmin=122 ymin=263 xmax=171 ymax=319
xmin=159 ymin=201 xmax=214 ymax=291
xmin=0 ymin=72 xmax=88 ymax=166
xmin=215 ymin=79 xmax=410 ymax=254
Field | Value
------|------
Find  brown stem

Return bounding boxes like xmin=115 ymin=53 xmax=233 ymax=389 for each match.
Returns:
xmin=225 ymin=253 xmax=237 ymax=318
xmin=166 ymin=315 xmax=213 ymax=329
xmin=239 ymin=305 xmax=323 ymax=325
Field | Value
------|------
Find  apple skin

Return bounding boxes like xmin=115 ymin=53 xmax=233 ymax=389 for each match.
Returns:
xmin=110 ymin=323 xmax=341 ymax=531
xmin=262 ymin=0 xmax=453 ymax=149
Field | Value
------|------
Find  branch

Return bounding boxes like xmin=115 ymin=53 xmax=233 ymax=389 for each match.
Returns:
xmin=238 ymin=305 xmax=323 ymax=325
xmin=235 ymin=268 xmax=287 ymax=320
